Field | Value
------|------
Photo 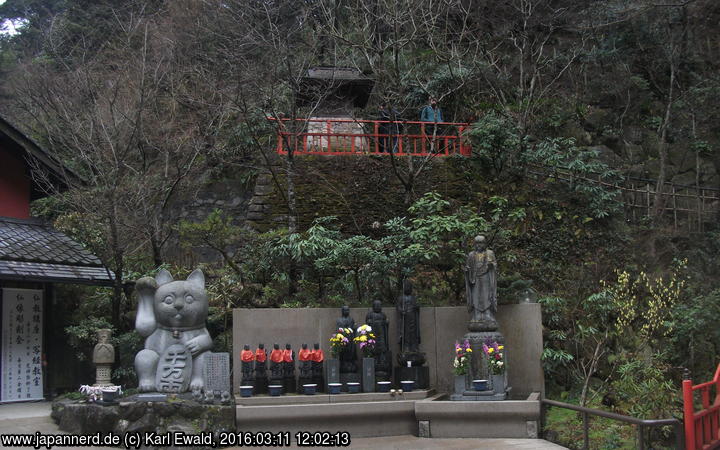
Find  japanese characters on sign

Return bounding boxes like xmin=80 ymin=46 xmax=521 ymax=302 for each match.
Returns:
xmin=2 ymin=288 xmax=43 ymax=402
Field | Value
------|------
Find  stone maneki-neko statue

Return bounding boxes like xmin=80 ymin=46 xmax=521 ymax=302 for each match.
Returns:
xmin=134 ymin=269 xmax=213 ymax=393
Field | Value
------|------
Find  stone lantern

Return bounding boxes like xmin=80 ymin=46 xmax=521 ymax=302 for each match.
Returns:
xmin=92 ymin=329 xmax=115 ymax=386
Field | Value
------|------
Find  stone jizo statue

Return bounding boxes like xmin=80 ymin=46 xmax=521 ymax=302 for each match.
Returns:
xmin=93 ymin=329 xmax=115 ymax=386
xmin=311 ymin=343 xmax=324 ymax=379
xmin=241 ymin=344 xmax=255 ymax=384
xmin=298 ymin=343 xmax=312 ymax=379
xmin=465 ymin=235 xmax=498 ymax=331
xmin=336 ymin=305 xmax=357 ymax=373
xmin=397 ymin=280 xmax=420 ymax=354
xmin=366 ymin=300 xmax=391 ymax=378
xmin=134 ymin=269 xmax=213 ymax=393
xmin=255 ymin=343 xmax=267 ymax=378
xmin=269 ymin=343 xmax=283 ymax=380
xmin=366 ymin=300 xmax=389 ymax=355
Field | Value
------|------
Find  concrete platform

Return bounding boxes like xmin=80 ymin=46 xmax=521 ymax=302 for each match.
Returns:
xmin=236 ymin=391 xmax=544 ymax=440
xmin=0 ymin=401 xmax=566 ymax=449
xmin=235 ymin=389 xmax=433 ymax=405
xmin=416 ymin=393 xmax=541 ymax=438
xmin=237 ymin=398 xmax=419 ymax=437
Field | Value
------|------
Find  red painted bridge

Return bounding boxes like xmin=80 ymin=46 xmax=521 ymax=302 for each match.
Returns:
xmin=269 ymin=117 xmax=472 ymax=157
xmin=684 ymin=364 xmax=720 ymax=449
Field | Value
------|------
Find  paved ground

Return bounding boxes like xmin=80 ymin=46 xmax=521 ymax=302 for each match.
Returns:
xmin=0 ymin=401 xmax=566 ymax=449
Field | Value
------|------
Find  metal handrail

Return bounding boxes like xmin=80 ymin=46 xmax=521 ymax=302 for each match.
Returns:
xmin=541 ymin=398 xmax=684 ymax=450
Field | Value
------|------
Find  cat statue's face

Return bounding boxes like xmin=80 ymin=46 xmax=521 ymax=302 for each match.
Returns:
xmin=153 ymin=269 xmax=208 ymax=329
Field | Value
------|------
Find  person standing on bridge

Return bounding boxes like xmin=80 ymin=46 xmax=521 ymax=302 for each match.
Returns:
xmin=420 ymin=97 xmax=443 ymax=153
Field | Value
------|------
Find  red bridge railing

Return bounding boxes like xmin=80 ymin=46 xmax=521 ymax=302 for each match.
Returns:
xmin=683 ymin=364 xmax=720 ymax=450
xmin=268 ymin=117 xmax=472 ymax=157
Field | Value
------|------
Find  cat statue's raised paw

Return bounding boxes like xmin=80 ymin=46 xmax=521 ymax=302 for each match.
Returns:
xmin=134 ymin=269 xmax=213 ymax=393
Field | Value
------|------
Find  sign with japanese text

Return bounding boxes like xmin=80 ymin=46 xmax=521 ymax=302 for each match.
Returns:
xmin=1 ymin=288 xmax=43 ymax=402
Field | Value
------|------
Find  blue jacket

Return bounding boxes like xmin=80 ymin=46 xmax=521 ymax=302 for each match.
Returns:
xmin=420 ymin=105 xmax=443 ymax=123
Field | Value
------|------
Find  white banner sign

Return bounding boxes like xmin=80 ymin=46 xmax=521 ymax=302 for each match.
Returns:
xmin=2 ymin=288 xmax=43 ymax=402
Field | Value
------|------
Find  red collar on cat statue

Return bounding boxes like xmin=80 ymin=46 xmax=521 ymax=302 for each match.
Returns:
xmin=157 ymin=324 xmax=204 ymax=339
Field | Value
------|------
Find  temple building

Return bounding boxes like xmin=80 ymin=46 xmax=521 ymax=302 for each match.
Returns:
xmin=0 ymin=115 xmax=113 ymax=402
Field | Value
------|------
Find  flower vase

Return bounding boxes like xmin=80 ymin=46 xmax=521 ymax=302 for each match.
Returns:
xmin=362 ymin=357 xmax=375 ymax=393
xmin=454 ymin=374 xmax=467 ymax=395
xmin=491 ymin=372 xmax=506 ymax=395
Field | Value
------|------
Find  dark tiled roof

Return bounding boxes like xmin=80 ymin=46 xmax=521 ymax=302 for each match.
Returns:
xmin=0 ymin=216 xmax=113 ymax=285
xmin=0 ymin=260 xmax=113 ymax=284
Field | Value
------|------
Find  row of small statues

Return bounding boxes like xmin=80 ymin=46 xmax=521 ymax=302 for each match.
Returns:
xmin=334 ymin=279 xmax=424 ymax=377
xmin=240 ymin=343 xmax=324 ymax=393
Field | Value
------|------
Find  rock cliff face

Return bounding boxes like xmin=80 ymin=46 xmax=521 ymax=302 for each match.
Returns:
xmin=163 ymin=175 xmax=254 ymax=265
xmin=244 ymin=155 xmax=480 ymax=233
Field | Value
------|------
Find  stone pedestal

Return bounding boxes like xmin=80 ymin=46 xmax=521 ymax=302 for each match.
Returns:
xmin=375 ymin=350 xmax=392 ymax=382
xmin=451 ymin=330 xmax=508 ymax=401
xmin=94 ymin=365 xmax=113 ymax=387
xmin=395 ymin=366 xmax=429 ymax=389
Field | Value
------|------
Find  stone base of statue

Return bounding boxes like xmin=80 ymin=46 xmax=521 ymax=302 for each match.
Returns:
xmin=241 ymin=373 xmax=255 ymax=389
xmin=254 ymin=376 xmax=268 ymax=394
xmin=297 ymin=376 xmax=313 ymax=392
xmin=269 ymin=376 xmax=283 ymax=392
xmin=395 ymin=366 xmax=429 ymax=389
xmin=283 ymin=376 xmax=296 ymax=394
xmin=397 ymin=351 xmax=426 ymax=367
xmin=450 ymin=330 xmax=508 ymax=401
xmin=375 ymin=351 xmax=392 ymax=382
xmin=468 ymin=317 xmax=498 ymax=332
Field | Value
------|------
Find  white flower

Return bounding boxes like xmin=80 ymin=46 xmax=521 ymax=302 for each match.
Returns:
xmin=497 ymin=361 xmax=504 ymax=367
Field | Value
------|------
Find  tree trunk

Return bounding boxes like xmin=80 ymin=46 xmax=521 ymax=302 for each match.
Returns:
xmin=653 ymin=63 xmax=675 ymax=219
xmin=287 ymin=137 xmax=298 ymax=298
xmin=108 ymin=203 xmax=124 ymax=329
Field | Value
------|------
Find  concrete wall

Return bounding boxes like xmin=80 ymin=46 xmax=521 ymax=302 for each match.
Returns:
xmin=232 ymin=304 xmax=544 ymax=397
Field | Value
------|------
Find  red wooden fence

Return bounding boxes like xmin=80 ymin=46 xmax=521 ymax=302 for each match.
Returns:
xmin=683 ymin=364 xmax=720 ymax=450
xmin=268 ymin=117 xmax=472 ymax=157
